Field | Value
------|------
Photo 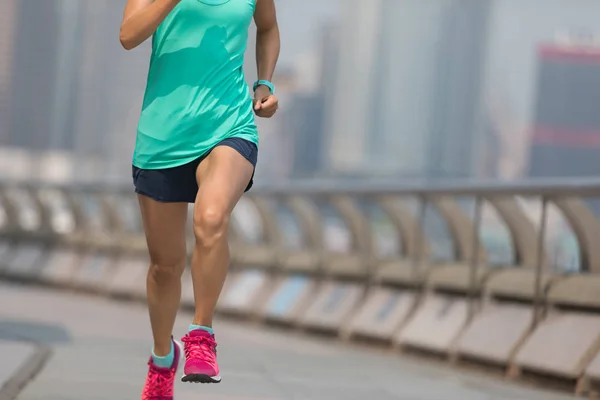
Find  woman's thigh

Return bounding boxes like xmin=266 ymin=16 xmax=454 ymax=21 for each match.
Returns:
xmin=137 ymin=195 xmax=189 ymax=265
xmin=194 ymin=145 xmax=255 ymax=217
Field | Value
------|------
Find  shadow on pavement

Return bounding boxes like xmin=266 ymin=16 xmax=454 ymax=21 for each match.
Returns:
xmin=0 ymin=319 xmax=72 ymax=344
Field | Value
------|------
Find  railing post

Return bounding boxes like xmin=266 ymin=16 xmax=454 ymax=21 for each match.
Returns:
xmin=412 ymin=195 xmax=427 ymax=279
xmin=468 ymin=196 xmax=483 ymax=319
xmin=533 ymin=196 xmax=548 ymax=325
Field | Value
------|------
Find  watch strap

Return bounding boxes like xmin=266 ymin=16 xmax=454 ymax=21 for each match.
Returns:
xmin=253 ymin=79 xmax=275 ymax=94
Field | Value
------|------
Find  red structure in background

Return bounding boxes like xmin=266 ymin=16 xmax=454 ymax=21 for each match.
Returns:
xmin=528 ymin=42 xmax=600 ymax=177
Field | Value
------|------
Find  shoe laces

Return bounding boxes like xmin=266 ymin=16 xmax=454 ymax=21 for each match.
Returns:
xmin=182 ymin=334 xmax=217 ymax=367
xmin=143 ymin=362 xmax=175 ymax=398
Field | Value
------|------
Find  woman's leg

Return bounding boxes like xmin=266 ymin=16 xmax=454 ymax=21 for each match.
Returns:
xmin=138 ymin=196 xmax=189 ymax=356
xmin=190 ymin=145 xmax=254 ymax=327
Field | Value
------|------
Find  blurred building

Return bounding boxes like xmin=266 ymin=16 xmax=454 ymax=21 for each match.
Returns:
xmin=253 ymin=18 xmax=341 ymax=181
xmin=325 ymin=0 xmax=383 ymax=177
xmin=0 ymin=0 xmax=16 ymax=128
xmin=0 ymin=0 xmax=17 ymax=144
xmin=71 ymin=1 xmax=150 ymax=182
xmin=286 ymin=22 xmax=340 ymax=179
xmin=484 ymin=0 xmax=600 ymax=180
xmin=325 ymin=0 xmax=490 ymax=179
xmin=528 ymin=40 xmax=600 ymax=178
xmin=425 ymin=0 xmax=490 ymax=179
xmin=285 ymin=93 xmax=326 ymax=178
xmin=3 ymin=0 xmax=151 ymax=182
xmin=9 ymin=0 xmax=62 ymax=150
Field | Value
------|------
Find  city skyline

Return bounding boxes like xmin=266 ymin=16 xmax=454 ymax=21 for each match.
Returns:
xmin=2 ymin=0 xmax=600 ymax=185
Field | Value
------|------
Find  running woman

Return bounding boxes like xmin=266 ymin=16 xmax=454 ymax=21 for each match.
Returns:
xmin=119 ymin=0 xmax=279 ymax=398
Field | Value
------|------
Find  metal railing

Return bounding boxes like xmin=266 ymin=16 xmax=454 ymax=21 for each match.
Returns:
xmin=2 ymin=178 xmax=600 ymax=396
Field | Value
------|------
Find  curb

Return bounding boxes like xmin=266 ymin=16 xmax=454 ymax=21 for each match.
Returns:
xmin=0 ymin=344 xmax=52 ymax=400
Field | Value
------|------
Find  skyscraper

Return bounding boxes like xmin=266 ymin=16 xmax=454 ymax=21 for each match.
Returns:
xmin=287 ymin=22 xmax=340 ymax=179
xmin=325 ymin=0 xmax=383 ymax=176
xmin=0 ymin=0 xmax=17 ymax=145
xmin=325 ymin=0 xmax=489 ymax=179
xmin=9 ymin=0 xmax=62 ymax=150
xmin=484 ymin=0 xmax=600 ymax=180
xmin=528 ymin=41 xmax=600 ymax=178
xmin=426 ymin=0 xmax=491 ymax=179
xmin=7 ymin=1 xmax=153 ymax=182
xmin=70 ymin=0 xmax=151 ymax=182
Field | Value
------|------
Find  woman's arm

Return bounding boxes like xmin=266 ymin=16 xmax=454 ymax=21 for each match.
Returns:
xmin=253 ymin=0 xmax=280 ymax=118
xmin=254 ymin=0 xmax=280 ymax=83
xmin=120 ymin=0 xmax=180 ymax=50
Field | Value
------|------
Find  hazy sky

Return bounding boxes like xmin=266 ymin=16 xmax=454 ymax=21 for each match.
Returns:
xmin=275 ymin=0 xmax=340 ymax=67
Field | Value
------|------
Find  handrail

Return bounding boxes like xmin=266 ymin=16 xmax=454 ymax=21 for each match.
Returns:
xmin=4 ymin=177 xmax=600 ymax=196
xmin=1 ymin=178 xmax=599 ymax=292
xmin=2 ymin=178 xmax=600 ymax=394
xmin=256 ymin=177 xmax=600 ymax=196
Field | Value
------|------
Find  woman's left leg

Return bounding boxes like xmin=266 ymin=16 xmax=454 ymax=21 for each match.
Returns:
xmin=181 ymin=144 xmax=254 ymax=383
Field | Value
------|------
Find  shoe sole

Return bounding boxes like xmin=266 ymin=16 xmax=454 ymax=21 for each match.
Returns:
xmin=181 ymin=374 xmax=222 ymax=384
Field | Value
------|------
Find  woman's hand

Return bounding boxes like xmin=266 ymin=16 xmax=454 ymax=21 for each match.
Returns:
xmin=253 ymin=86 xmax=278 ymax=118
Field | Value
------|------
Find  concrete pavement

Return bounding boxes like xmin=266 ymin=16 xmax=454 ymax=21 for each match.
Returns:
xmin=0 ymin=283 xmax=579 ymax=400
xmin=0 ymin=340 xmax=41 ymax=400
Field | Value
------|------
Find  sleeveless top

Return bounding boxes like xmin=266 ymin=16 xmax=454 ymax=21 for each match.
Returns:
xmin=133 ymin=0 xmax=258 ymax=169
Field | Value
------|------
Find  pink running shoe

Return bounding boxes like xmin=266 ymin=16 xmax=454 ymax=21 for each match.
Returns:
xmin=181 ymin=329 xmax=221 ymax=383
xmin=141 ymin=340 xmax=182 ymax=400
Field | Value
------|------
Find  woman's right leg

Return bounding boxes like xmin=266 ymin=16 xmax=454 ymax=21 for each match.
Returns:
xmin=139 ymin=195 xmax=189 ymax=399
xmin=138 ymin=195 xmax=188 ymax=357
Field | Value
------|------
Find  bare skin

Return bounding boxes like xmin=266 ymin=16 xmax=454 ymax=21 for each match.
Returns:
xmin=138 ymin=146 xmax=253 ymax=356
xmin=122 ymin=0 xmax=280 ymax=358
xmin=138 ymin=197 xmax=188 ymax=356
xmin=120 ymin=0 xmax=181 ymax=51
xmin=190 ymin=146 xmax=255 ymax=327
xmin=252 ymin=0 xmax=280 ymax=117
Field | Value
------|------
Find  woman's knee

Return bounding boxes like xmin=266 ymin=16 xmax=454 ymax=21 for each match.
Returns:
xmin=148 ymin=254 xmax=186 ymax=282
xmin=193 ymin=205 xmax=229 ymax=247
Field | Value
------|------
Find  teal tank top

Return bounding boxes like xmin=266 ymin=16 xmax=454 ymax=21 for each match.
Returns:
xmin=134 ymin=0 xmax=258 ymax=169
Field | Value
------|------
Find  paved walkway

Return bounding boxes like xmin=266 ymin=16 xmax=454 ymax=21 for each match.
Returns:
xmin=0 ymin=339 xmax=42 ymax=400
xmin=0 ymin=341 xmax=35 ymax=383
xmin=0 ymin=283 xmax=578 ymax=400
